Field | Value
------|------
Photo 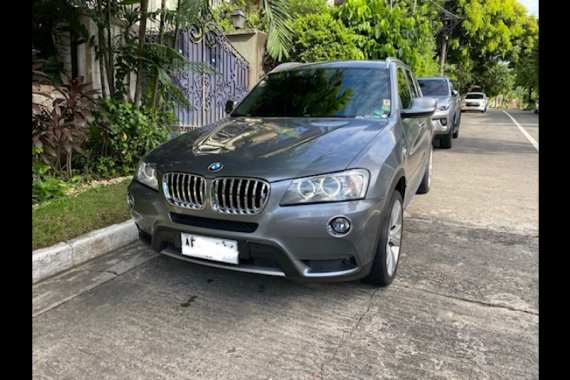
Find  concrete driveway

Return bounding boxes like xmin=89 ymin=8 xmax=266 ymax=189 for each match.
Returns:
xmin=32 ymin=109 xmax=538 ymax=379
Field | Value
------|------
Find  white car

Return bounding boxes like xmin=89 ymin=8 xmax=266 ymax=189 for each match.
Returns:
xmin=461 ymin=92 xmax=487 ymax=113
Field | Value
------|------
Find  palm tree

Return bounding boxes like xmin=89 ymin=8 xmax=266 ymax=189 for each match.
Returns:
xmin=260 ymin=0 xmax=293 ymax=61
xmin=245 ymin=0 xmax=293 ymax=61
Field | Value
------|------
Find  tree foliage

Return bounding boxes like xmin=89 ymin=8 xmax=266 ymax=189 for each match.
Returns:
xmin=290 ymin=13 xmax=364 ymax=62
xmin=448 ymin=0 xmax=538 ymax=64
xmin=336 ymin=0 xmax=439 ymax=76
xmin=515 ymin=41 xmax=538 ymax=98
xmin=285 ymin=0 xmax=328 ymax=19
xmin=441 ymin=0 xmax=538 ymax=91
xmin=476 ymin=61 xmax=515 ymax=98
xmin=441 ymin=60 xmax=474 ymax=93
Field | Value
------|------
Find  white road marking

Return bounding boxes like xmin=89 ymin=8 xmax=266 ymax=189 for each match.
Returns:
xmin=502 ymin=110 xmax=539 ymax=152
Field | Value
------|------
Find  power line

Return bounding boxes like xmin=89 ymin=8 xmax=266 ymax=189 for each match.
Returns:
xmin=428 ymin=0 xmax=464 ymax=20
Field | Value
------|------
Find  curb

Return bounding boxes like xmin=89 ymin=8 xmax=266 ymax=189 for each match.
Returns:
xmin=32 ymin=220 xmax=138 ymax=285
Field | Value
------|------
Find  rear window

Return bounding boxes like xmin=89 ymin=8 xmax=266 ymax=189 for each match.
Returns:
xmin=418 ymin=79 xmax=450 ymax=96
xmin=465 ymin=93 xmax=485 ymax=99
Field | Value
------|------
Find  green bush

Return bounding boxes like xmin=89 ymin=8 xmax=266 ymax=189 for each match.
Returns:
xmin=33 ymin=147 xmax=68 ymax=203
xmin=290 ymin=13 xmax=364 ymax=62
xmin=87 ymin=100 xmax=172 ymax=177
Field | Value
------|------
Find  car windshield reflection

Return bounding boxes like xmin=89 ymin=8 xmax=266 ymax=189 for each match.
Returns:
xmin=232 ymin=68 xmax=391 ymax=119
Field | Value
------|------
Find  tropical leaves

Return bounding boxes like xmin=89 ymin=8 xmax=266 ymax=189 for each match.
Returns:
xmin=261 ymin=0 xmax=293 ymax=61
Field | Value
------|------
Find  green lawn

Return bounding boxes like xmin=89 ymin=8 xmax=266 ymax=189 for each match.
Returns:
xmin=32 ymin=179 xmax=132 ymax=250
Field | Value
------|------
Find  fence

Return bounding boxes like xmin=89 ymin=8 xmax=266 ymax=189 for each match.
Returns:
xmin=172 ymin=27 xmax=250 ymax=133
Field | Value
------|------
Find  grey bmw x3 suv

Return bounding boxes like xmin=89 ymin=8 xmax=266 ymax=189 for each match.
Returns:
xmin=128 ymin=59 xmax=436 ymax=286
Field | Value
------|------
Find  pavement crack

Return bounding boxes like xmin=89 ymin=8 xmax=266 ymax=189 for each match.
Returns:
xmin=105 ymin=270 xmax=119 ymax=276
xmin=318 ymin=287 xmax=380 ymax=379
xmin=409 ymin=286 xmax=538 ymax=316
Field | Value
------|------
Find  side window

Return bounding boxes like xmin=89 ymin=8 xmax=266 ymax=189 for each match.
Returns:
xmin=405 ymin=70 xmax=419 ymax=99
xmin=397 ymin=68 xmax=412 ymax=109
xmin=449 ymin=81 xmax=455 ymax=93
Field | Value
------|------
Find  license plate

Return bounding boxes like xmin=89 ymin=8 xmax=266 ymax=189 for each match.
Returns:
xmin=467 ymin=102 xmax=478 ymax=106
xmin=180 ymin=233 xmax=239 ymax=264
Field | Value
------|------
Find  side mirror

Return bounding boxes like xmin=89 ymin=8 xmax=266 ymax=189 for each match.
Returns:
xmin=401 ymin=97 xmax=437 ymax=119
xmin=225 ymin=100 xmax=235 ymax=114
xmin=452 ymin=90 xmax=459 ymax=96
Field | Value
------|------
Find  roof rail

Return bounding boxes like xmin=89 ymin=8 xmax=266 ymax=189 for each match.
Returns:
xmin=385 ymin=57 xmax=406 ymax=67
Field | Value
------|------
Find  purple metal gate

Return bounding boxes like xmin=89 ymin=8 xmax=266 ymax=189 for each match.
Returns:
xmin=173 ymin=28 xmax=249 ymax=131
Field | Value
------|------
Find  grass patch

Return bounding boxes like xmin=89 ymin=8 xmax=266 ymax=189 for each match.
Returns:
xmin=32 ymin=179 xmax=131 ymax=250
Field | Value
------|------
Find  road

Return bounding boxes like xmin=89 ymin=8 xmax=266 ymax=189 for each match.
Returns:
xmin=33 ymin=109 xmax=539 ymax=379
xmin=408 ymin=109 xmax=538 ymax=234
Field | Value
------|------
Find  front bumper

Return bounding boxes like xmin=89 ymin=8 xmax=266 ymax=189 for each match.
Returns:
xmin=128 ymin=180 xmax=386 ymax=282
xmin=462 ymin=103 xmax=485 ymax=111
xmin=430 ymin=109 xmax=452 ymax=136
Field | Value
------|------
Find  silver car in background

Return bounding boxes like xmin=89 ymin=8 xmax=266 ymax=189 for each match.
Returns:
xmin=462 ymin=92 xmax=488 ymax=112
xmin=128 ymin=59 xmax=436 ymax=286
xmin=418 ymin=77 xmax=461 ymax=149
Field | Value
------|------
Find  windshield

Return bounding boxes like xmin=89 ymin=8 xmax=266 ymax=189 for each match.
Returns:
xmin=232 ymin=68 xmax=391 ymax=118
xmin=465 ymin=93 xmax=485 ymax=99
xmin=418 ymin=79 xmax=449 ymax=96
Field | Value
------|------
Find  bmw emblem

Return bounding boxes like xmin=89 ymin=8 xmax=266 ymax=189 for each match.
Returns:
xmin=208 ymin=162 xmax=223 ymax=172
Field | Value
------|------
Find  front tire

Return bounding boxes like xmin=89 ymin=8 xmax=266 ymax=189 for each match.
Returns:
xmin=453 ymin=114 xmax=461 ymax=138
xmin=362 ymin=190 xmax=404 ymax=286
xmin=439 ymin=130 xmax=453 ymax=149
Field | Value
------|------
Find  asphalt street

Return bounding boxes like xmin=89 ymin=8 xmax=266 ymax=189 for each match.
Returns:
xmin=33 ymin=109 xmax=539 ymax=379
xmin=407 ymin=109 xmax=538 ymax=235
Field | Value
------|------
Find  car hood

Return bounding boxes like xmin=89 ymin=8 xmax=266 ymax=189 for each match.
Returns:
xmin=432 ymin=95 xmax=451 ymax=107
xmin=146 ymin=117 xmax=388 ymax=182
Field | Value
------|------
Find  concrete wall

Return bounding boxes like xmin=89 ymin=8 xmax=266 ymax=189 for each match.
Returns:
xmin=73 ymin=11 xmax=134 ymax=99
xmin=225 ymin=29 xmax=268 ymax=88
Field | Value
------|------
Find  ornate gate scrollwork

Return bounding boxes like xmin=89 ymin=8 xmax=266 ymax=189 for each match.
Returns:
xmin=172 ymin=24 xmax=249 ymax=132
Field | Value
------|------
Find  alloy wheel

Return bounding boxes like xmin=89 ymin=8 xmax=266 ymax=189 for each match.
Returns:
xmin=385 ymin=199 xmax=403 ymax=276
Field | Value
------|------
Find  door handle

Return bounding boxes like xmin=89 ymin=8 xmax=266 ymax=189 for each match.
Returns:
xmin=419 ymin=121 xmax=426 ymax=128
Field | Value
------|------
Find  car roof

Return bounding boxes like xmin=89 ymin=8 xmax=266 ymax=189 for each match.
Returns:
xmin=418 ymin=77 xmax=450 ymax=81
xmin=270 ymin=60 xmax=391 ymax=74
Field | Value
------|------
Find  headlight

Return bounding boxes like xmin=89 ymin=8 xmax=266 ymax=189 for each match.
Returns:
xmin=135 ymin=161 xmax=158 ymax=190
xmin=281 ymin=169 xmax=369 ymax=205
xmin=438 ymin=104 xmax=450 ymax=111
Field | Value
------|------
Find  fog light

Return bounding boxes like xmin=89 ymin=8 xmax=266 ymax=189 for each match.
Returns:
xmin=127 ymin=192 xmax=135 ymax=210
xmin=440 ymin=118 xmax=447 ymax=126
xmin=328 ymin=216 xmax=351 ymax=237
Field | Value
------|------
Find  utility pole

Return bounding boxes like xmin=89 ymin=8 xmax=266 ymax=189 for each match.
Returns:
xmin=439 ymin=15 xmax=450 ymax=76
xmin=439 ymin=34 xmax=448 ymax=76
xmin=436 ymin=0 xmax=464 ymax=77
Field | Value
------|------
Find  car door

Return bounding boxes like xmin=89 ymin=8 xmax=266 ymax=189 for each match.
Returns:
xmin=406 ymin=69 xmax=432 ymax=179
xmin=450 ymin=80 xmax=461 ymax=119
xmin=396 ymin=67 xmax=424 ymax=189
